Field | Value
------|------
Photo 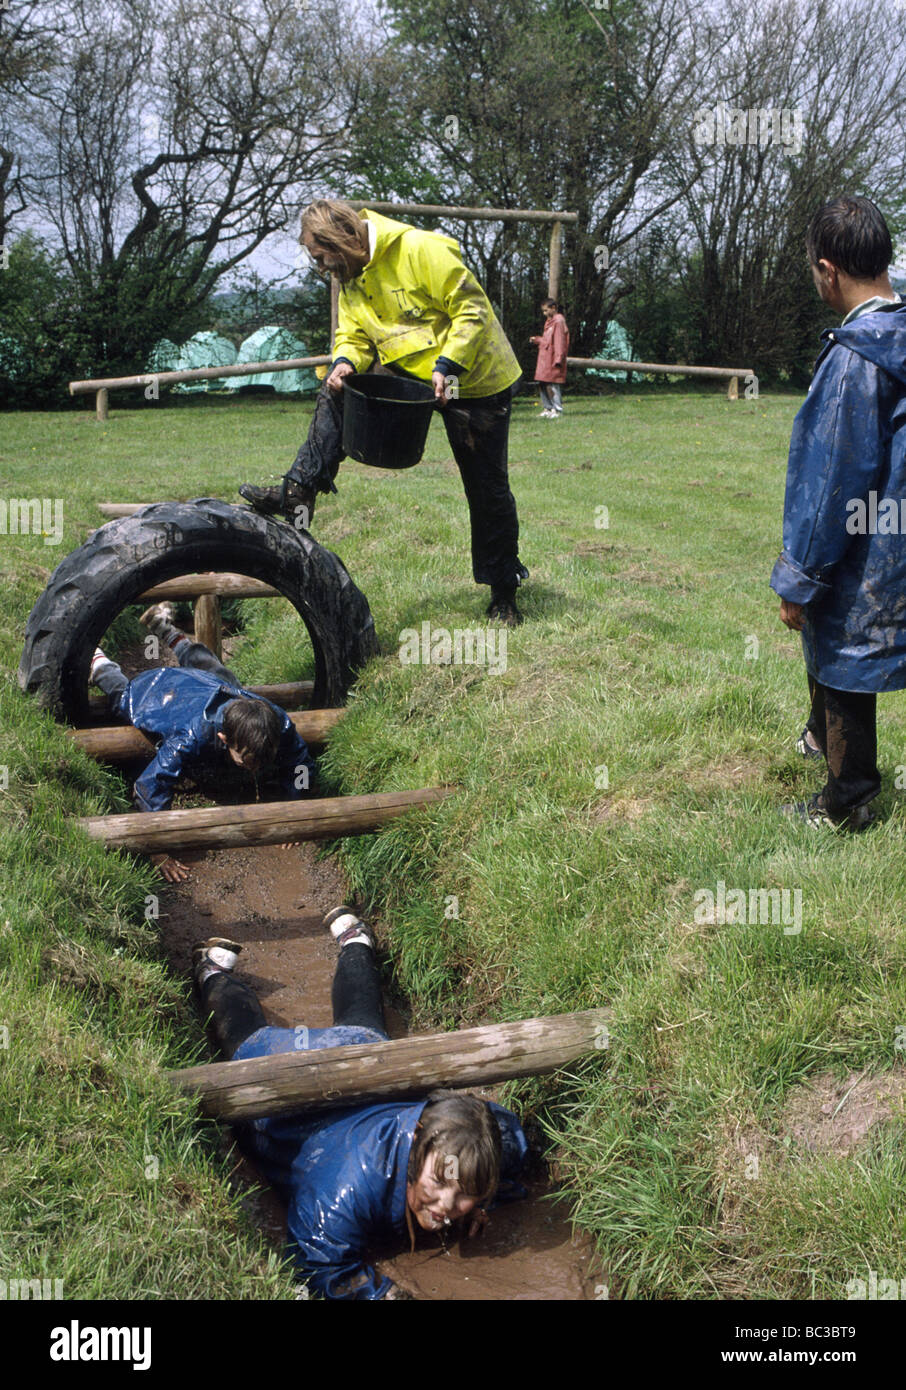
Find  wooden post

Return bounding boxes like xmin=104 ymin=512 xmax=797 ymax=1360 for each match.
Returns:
xmin=167 ymin=1008 xmax=612 ymax=1120
xmin=140 ymin=574 xmax=280 ymax=602
xmin=96 ymin=388 xmax=108 ymax=422
xmin=193 ymin=594 xmax=222 ymax=660
xmin=76 ymin=786 xmax=455 ymax=854
xmin=726 ymin=375 xmax=739 ymax=400
xmin=70 ymin=708 xmax=345 ymax=760
xmin=548 ymin=220 xmax=562 ymax=302
xmin=330 ymin=275 xmax=340 ymax=354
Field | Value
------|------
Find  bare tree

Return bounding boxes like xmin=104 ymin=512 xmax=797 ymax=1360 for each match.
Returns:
xmin=14 ymin=0 xmax=375 ymax=370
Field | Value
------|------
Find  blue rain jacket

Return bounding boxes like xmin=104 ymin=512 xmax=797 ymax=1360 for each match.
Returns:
xmin=232 ymin=1023 xmax=529 ymax=1301
xmin=117 ymin=667 xmax=317 ymax=811
xmin=770 ymin=303 xmax=906 ymax=691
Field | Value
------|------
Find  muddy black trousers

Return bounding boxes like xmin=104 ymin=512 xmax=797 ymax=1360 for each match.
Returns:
xmin=200 ymin=945 xmax=386 ymax=1059
xmin=804 ymin=675 xmax=881 ymax=816
xmin=285 ymin=379 xmax=528 ymax=592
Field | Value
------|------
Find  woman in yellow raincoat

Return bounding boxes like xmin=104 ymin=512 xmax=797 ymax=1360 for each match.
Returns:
xmin=240 ymin=201 xmax=528 ymax=625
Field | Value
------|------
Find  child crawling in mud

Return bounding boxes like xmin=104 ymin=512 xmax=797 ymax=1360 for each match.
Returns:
xmin=193 ymin=907 xmax=528 ymax=1301
xmin=89 ymin=602 xmax=317 ymax=882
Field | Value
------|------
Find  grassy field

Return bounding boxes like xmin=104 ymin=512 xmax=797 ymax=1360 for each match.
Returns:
xmin=1 ymin=383 xmax=905 ymax=1299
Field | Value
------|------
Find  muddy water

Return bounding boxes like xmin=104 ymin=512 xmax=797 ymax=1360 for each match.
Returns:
xmin=160 ymin=841 xmax=600 ymax=1299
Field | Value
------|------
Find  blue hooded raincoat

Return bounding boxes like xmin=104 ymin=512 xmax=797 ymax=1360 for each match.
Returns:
xmin=770 ymin=302 xmax=906 ymax=692
xmin=232 ymin=1023 xmax=529 ymax=1301
xmin=116 ymin=667 xmax=317 ymax=811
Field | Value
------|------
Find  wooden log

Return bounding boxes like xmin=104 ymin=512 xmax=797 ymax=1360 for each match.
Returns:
xmin=96 ymin=388 xmax=109 ymax=422
xmin=71 ymin=708 xmax=345 ymax=760
xmin=568 ymin=357 xmax=754 ymax=379
xmin=548 ymin=219 xmax=562 ymax=302
xmin=70 ymin=355 xmax=331 ymax=395
xmin=193 ymin=593 xmax=222 ymax=659
xmin=88 ymin=680 xmax=315 ymax=716
xmin=344 ymin=199 xmax=579 ymax=225
xmin=98 ymin=503 xmax=152 ymax=517
xmin=76 ymin=786 xmax=454 ymax=853
xmin=139 ymin=573 xmax=280 ymax=601
xmin=167 ymin=1008 xmax=612 ymax=1120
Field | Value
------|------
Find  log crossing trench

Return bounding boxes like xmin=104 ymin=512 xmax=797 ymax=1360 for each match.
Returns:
xmin=97 ymin=639 xmax=603 ymax=1300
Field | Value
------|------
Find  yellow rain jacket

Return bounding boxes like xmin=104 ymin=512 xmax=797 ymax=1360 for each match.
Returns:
xmin=333 ymin=210 xmax=521 ymax=399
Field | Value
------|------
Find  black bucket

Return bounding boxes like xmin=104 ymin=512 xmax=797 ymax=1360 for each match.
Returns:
xmin=342 ymin=373 xmax=437 ymax=469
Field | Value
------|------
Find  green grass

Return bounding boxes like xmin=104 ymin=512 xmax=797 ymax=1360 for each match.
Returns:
xmin=2 ymin=384 xmax=905 ymax=1298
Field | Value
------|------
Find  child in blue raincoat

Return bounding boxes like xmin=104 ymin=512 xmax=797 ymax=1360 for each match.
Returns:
xmin=770 ymin=195 xmax=905 ymax=830
xmin=194 ymin=908 xmax=528 ymax=1301
xmin=90 ymin=603 xmax=317 ymax=880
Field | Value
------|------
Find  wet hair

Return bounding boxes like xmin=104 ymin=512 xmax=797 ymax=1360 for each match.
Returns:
xmin=805 ymin=195 xmax=892 ymax=281
xmin=300 ymin=199 xmax=370 ymax=280
xmin=408 ymin=1092 xmax=502 ymax=1202
xmin=221 ymin=698 xmax=282 ymax=770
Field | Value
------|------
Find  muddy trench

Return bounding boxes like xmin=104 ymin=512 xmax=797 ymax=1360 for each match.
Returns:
xmin=110 ymin=636 xmax=600 ymax=1300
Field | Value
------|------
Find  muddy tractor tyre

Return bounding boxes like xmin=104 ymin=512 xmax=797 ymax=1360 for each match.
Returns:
xmin=18 ymin=499 xmax=379 ymax=722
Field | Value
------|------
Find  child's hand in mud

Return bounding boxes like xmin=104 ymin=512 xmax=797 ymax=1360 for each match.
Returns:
xmin=152 ymin=852 xmax=190 ymax=883
xmin=465 ymin=1206 xmax=489 ymax=1239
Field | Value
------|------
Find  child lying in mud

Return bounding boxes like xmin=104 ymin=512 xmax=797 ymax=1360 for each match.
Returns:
xmin=193 ymin=907 xmax=528 ymax=1301
xmin=90 ymin=602 xmax=317 ymax=882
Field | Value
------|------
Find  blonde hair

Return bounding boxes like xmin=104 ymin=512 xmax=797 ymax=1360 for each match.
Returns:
xmin=300 ymin=200 xmax=370 ymax=279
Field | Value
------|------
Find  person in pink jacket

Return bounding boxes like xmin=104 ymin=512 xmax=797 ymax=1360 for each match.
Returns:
xmin=530 ymin=299 xmax=570 ymax=416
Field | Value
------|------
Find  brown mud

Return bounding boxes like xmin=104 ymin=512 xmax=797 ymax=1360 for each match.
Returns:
xmin=105 ymin=619 xmax=600 ymax=1297
xmin=157 ymin=840 xmax=600 ymax=1300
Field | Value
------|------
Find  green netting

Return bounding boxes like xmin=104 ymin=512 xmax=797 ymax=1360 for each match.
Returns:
xmin=229 ymin=326 xmax=318 ymax=394
xmin=145 ymin=338 xmax=181 ymax=374
xmin=586 ymin=321 xmax=646 ymax=381
xmin=172 ymin=331 xmax=238 ymax=392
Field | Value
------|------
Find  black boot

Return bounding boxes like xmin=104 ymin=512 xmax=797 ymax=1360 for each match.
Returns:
xmin=238 ymin=477 xmax=316 ymax=527
xmin=486 ymin=586 xmax=523 ymax=626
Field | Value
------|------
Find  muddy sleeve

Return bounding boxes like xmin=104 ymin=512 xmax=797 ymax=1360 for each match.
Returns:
xmin=287 ymin=1192 xmax=393 ymax=1301
xmin=133 ymin=734 xmax=198 ymax=812
xmin=770 ymin=348 xmax=884 ymax=605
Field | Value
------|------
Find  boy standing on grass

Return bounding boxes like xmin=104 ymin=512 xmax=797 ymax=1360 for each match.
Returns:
xmin=89 ymin=603 xmax=317 ymax=881
xmin=770 ymin=194 xmax=906 ymax=830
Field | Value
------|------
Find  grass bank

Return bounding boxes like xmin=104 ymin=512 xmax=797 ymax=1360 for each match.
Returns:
xmin=2 ymin=385 xmax=904 ymax=1298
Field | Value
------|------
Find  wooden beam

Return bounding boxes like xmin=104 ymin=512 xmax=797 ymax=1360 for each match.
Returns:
xmin=138 ymin=573 xmax=280 ymax=601
xmin=70 ymin=355 xmax=331 ymax=396
xmin=168 ymin=1008 xmax=612 ymax=1120
xmin=568 ymin=357 xmax=754 ymax=379
xmin=97 ymin=503 xmax=152 ymax=517
xmin=71 ymin=708 xmax=345 ymax=760
xmin=76 ymin=786 xmax=454 ymax=854
xmin=344 ymin=200 xmax=579 ymax=225
xmin=88 ymin=680 xmax=315 ymax=716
